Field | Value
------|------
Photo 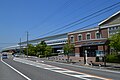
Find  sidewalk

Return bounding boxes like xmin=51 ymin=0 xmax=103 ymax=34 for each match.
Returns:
xmin=19 ymin=55 xmax=120 ymax=71
xmin=41 ymin=57 xmax=120 ymax=71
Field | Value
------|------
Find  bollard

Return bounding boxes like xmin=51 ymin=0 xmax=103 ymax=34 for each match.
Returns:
xmin=90 ymin=61 xmax=93 ymax=67
xmin=99 ymin=64 xmax=101 ymax=69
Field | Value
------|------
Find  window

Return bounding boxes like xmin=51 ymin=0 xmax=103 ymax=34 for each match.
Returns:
xmin=109 ymin=27 xmax=111 ymax=30
xmin=109 ymin=32 xmax=112 ymax=35
xmin=110 ymin=27 xmax=115 ymax=30
xmin=70 ymin=35 xmax=74 ymax=43
xmin=112 ymin=27 xmax=114 ymax=30
xmin=96 ymin=31 xmax=101 ymax=39
xmin=86 ymin=33 xmax=91 ymax=40
xmin=116 ymin=26 xmax=118 ymax=29
xmin=78 ymin=34 xmax=82 ymax=41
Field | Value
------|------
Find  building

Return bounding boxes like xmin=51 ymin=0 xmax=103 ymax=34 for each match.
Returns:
xmin=68 ymin=10 xmax=120 ymax=63
xmin=98 ymin=10 xmax=120 ymax=37
xmin=2 ymin=45 xmax=21 ymax=53
xmin=68 ymin=27 xmax=108 ymax=63
xmin=99 ymin=10 xmax=120 ymax=54
xmin=19 ymin=33 xmax=68 ymax=53
xmin=2 ymin=10 xmax=120 ymax=63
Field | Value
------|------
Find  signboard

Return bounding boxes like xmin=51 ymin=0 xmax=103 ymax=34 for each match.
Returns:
xmin=96 ymin=50 xmax=104 ymax=57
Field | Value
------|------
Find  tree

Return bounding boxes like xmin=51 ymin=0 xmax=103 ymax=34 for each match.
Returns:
xmin=36 ymin=41 xmax=46 ymax=55
xmin=36 ymin=40 xmax=52 ymax=57
xmin=36 ymin=43 xmax=42 ymax=56
xmin=63 ymin=43 xmax=74 ymax=62
xmin=24 ymin=44 xmax=36 ymax=56
xmin=41 ymin=40 xmax=47 ymax=47
xmin=44 ymin=46 xmax=52 ymax=57
xmin=109 ymin=31 xmax=120 ymax=54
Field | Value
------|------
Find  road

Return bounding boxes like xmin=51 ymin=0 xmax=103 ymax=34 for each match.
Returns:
xmin=0 ymin=57 xmax=27 ymax=80
xmin=0 ymin=54 xmax=120 ymax=80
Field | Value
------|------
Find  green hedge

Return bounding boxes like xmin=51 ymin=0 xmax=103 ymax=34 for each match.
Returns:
xmin=106 ymin=54 xmax=120 ymax=63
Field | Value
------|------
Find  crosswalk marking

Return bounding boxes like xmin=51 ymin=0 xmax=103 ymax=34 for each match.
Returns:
xmin=14 ymin=58 xmax=112 ymax=80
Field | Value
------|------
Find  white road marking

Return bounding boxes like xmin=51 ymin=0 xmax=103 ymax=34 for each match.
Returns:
xmin=14 ymin=58 xmax=111 ymax=80
xmin=44 ymin=67 xmax=63 ymax=70
xmin=49 ymin=60 xmax=120 ymax=74
xmin=51 ymin=70 xmax=75 ymax=73
xmin=49 ymin=68 xmax=108 ymax=80
xmin=1 ymin=58 xmax=31 ymax=80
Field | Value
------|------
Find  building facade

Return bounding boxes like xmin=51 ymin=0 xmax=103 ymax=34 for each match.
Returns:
xmin=68 ymin=10 xmax=120 ymax=63
xmin=68 ymin=27 xmax=109 ymax=63
xmin=19 ymin=33 xmax=68 ymax=53
xmin=99 ymin=11 xmax=120 ymax=38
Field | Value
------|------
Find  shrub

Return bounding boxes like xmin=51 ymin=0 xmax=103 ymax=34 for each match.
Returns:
xmin=106 ymin=54 xmax=120 ymax=63
xmin=39 ymin=55 xmax=45 ymax=58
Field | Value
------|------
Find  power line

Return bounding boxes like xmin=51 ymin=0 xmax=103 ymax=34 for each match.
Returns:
xmin=28 ymin=0 xmax=72 ymax=31
xmin=37 ymin=0 xmax=96 ymax=34
xmin=18 ymin=0 xmax=72 ymax=42
xmin=29 ymin=0 xmax=94 ymax=33
xmin=58 ymin=0 xmax=107 ymax=22
xmin=73 ymin=21 xmax=102 ymax=31
xmin=39 ymin=2 xmax=120 ymax=37
xmin=31 ymin=0 xmax=95 ymax=36
xmin=52 ymin=5 xmax=120 ymax=34
xmin=0 ymin=43 xmax=17 ymax=44
xmin=29 ymin=0 xmax=99 ymax=39
xmin=36 ymin=1 xmax=120 ymax=38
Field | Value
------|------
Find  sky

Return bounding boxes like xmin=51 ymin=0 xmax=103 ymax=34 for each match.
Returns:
xmin=0 ymin=0 xmax=120 ymax=50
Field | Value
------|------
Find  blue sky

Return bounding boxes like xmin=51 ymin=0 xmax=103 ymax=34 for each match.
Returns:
xmin=0 ymin=0 xmax=120 ymax=50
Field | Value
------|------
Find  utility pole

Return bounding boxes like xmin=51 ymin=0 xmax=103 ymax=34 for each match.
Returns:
xmin=103 ymin=45 xmax=106 ymax=67
xmin=27 ymin=31 xmax=29 ymax=57
xmin=20 ymin=38 xmax=21 ymax=55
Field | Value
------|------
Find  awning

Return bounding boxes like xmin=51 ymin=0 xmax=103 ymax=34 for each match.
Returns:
xmin=81 ymin=40 xmax=107 ymax=46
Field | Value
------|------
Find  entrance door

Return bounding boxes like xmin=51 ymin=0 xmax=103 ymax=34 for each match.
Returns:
xmin=81 ymin=46 xmax=97 ymax=57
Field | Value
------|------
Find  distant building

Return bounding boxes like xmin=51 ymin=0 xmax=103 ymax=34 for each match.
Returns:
xmin=19 ymin=33 xmax=68 ymax=53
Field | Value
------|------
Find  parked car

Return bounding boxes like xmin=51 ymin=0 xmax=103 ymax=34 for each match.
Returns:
xmin=2 ymin=53 xmax=8 ymax=59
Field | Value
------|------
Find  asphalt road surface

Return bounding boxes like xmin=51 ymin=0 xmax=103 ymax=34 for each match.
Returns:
xmin=0 ymin=55 xmax=120 ymax=80
xmin=0 ymin=58 xmax=27 ymax=80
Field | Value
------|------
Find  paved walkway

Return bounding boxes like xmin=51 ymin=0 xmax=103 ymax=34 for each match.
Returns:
xmin=18 ymin=55 xmax=120 ymax=71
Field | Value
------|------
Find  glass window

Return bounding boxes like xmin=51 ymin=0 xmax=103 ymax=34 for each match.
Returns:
xmin=109 ymin=27 xmax=111 ymax=30
xmin=116 ymin=26 xmax=118 ymax=29
xmin=70 ymin=36 xmax=74 ymax=43
xmin=78 ymin=34 xmax=82 ymax=41
xmin=109 ymin=32 xmax=112 ymax=34
xmin=96 ymin=32 xmax=100 ymax=39
xmin=86 ymin=33 xmax=91 ymax=40
xmin=112 ymin=27 xmax=114 ymax=30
